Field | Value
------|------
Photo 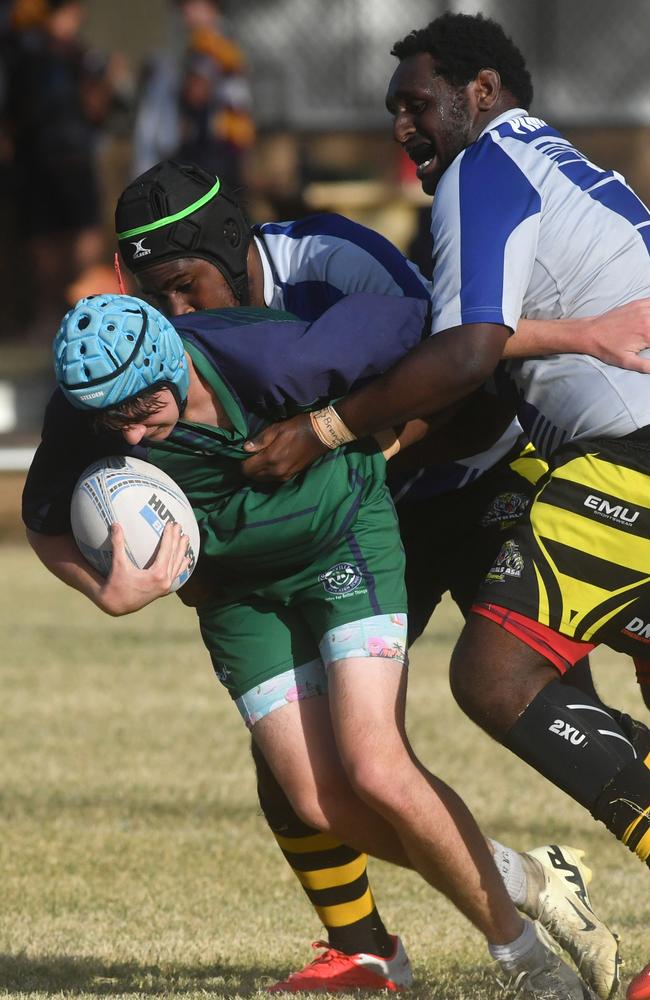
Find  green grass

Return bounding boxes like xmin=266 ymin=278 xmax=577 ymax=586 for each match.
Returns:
xmin=1 ymin=540 xmax=649 ymax=998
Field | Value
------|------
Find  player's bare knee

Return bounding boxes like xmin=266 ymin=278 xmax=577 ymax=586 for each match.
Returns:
xmin=449 ymin=625 xmax=501 ymax=730
xmin=451 ymin=617 xmax=559 ymax=740
xmin=291 ymin=770 xmax=359 ymax=832
xmin=342 ymin=752 xmax=407 ymax=816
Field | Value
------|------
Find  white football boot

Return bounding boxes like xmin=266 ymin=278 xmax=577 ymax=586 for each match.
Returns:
xmin=497 ymin=927 xmax=599 ymax=999
xmin=519 ymin=844 xmax=621 ymax=999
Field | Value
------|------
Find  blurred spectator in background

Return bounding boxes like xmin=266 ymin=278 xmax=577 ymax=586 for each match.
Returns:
xmin=2 ymin=0 xmax=130 ymax=342
xmin=132 ymin=0 xmax=255 ymax=189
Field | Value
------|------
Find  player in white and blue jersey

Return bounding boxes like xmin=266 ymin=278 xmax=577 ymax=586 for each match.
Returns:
xmin=117 ymin=158 xmax=530 ymax=501
xmin=383 ymin=13 xmax=650 ymax=827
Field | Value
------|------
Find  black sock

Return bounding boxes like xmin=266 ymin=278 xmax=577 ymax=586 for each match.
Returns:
xmin=592 ymin=755 xmax=650 ymax=864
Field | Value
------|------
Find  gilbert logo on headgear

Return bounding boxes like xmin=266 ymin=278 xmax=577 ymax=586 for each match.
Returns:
xmin=131 ymin=238 xmax=152 ymax=260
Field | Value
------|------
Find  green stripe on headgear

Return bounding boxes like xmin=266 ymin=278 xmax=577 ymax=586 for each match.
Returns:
xmin=115 ymin=160 xmax=252 ymax=302
xmin=116 ymin=178 xmax=222 ymax=239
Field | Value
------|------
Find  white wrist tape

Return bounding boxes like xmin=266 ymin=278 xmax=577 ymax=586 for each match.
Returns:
xmin=309 ymin=405 xmax=357 ymax=449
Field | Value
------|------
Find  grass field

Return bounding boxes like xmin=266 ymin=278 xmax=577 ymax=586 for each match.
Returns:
xmin=2 ymin=536 xmax=649 ymax=999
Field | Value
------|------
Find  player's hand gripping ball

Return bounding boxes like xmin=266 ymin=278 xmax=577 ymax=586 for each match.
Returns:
xmin=71 ymin=456 xmax=200 ymax=591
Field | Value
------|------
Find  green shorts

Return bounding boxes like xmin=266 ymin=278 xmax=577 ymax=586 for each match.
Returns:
xmin=197 ymin=485 xmax=408 ymax=709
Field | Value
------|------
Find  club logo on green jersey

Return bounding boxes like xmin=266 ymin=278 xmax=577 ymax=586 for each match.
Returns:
xmin=319 ymin=562 xmax=364 ymax=596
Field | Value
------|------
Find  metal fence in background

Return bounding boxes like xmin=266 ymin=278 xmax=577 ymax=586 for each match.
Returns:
xmin=225 ymin=0 xmax=650 ymax=130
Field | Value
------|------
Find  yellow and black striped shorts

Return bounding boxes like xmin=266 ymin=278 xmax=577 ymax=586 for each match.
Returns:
xmin=474 ymin=431 xmax=650 ymax=655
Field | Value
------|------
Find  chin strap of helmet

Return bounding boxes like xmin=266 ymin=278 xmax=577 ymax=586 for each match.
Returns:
xmin=114 ymin=252 xmax=126 ymax=294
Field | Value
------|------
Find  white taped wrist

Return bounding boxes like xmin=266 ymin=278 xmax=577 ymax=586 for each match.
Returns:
xmin=309 ymin=405 xmax=357 ymax=449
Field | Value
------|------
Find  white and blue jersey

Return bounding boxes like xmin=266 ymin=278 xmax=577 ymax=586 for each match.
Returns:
xmin=253 ymin=211 xmax=523 ymax=493
xmin=430 ymin=108 xmax=650 ymax=459
xmin=254 ymin=213 xmax=430 ymax=319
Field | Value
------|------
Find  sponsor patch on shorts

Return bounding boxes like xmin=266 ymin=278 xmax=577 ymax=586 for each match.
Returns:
xmin=485 ymin=539 xmax=524 ymax=583
xmin=214 ymin=662 xmax=231 ymax=683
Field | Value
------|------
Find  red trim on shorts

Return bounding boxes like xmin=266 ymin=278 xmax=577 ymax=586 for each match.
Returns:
xmin=471 ymin=603 xmax=596 ymax=674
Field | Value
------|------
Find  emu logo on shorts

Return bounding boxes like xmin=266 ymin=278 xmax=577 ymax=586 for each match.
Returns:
xmin=480 ymin=492 xmax=530 ymax=528
xmin=485 ymin=540 xmax=524 ymax=584
xmin=319 ymin=562 xmax=363 ymax=596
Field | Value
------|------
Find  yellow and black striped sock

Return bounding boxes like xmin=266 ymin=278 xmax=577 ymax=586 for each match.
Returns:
xmin=253 ymin=741 xmax=393 ymax=957
xmin=273 ymin=820 xmax=393 ymax=957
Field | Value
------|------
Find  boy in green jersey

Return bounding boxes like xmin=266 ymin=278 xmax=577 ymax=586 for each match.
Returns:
xmin=24 ymin=291 xmax=597 ymax=998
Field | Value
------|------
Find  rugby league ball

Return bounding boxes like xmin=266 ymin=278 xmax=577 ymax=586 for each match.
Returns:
xmin=70 ymin=456 xmax=200 ymax=591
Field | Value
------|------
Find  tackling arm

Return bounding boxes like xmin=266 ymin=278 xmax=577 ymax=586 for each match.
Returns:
xmin=241 ymin=322 xmax=509 ymax=481
xmin=334 ymin=323 xmax=509 ymax=437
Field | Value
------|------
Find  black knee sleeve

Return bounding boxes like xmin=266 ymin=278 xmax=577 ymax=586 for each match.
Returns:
xmin=563 ymin=657 xmax=598 ymax=698
xmin=599 ymin=707 xmax=650 ymax=759
xmin=505 ymin=679 xmax=637 ymax=810
xmin=564 ymin=659 xmax=650 ymax=757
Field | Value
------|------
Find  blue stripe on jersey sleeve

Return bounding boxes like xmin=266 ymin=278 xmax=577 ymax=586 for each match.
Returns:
xmin=566 ymin=167 xmax=650 ymax=226
xmin=533 ymin=138 xmax=650 ymax=232
xmin=258 ymin=213 xmax=430 ymax=299
xmin=458 ymin=139 xmax=541 ymax=325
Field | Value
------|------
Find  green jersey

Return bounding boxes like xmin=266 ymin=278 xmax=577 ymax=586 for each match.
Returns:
xmin=148 ymin=336 xmax=389 ymax=596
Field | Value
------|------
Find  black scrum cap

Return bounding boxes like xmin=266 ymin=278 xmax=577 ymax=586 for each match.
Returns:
xmin=115 ymin=160 xmax=253 ymax=302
